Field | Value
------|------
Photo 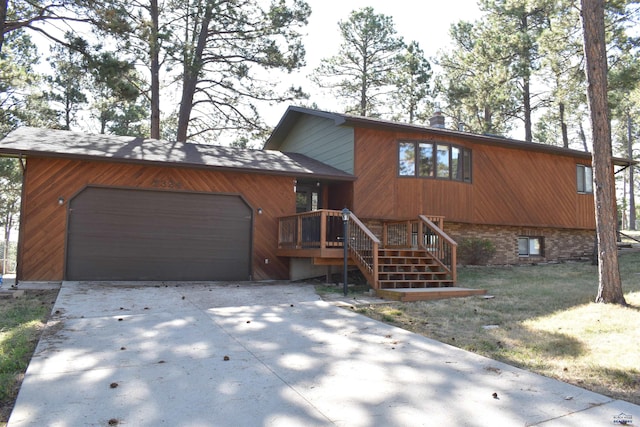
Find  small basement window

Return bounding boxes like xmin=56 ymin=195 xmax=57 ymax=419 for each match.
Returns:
xmin=518 ymin=237 xmax=543 ymax=257
xmin=577 ymin=164 xmax=593 ymax=194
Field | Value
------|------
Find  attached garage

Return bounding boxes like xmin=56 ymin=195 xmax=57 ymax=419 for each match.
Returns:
xmin=65 ymin=187 xmax=252 ymax=281
xmin=0 ymin=127 xmax=355 ymax=283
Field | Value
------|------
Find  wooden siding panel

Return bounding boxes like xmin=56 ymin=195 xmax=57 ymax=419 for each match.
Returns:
xmin=278 ymin=115 xmax=354 ymax=173
xmin=352 ymin=128 xmax=595 ymax=229
xmin=19 ymin=157 xmax=295 ymax=281
xmin=472 ymin=145 xmax=590 ymax=227
xmin=353 ymin=128 xmax=396 ymax=218
xmin=354 ymin=128 xmax=474 ymax=220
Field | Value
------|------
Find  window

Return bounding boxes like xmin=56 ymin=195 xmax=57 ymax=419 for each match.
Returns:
xmin=577 ymin=164 xmax=593 ymax=194
xmin=436 ymin=144 xmax=450 ymax=178
xmin=399 ymin=142 xmax=415 ymax=176
xmin=398 ymin=141 xmax=472 ymax=182
xmin=518 ymin=237 xmax=543 ymax=257
xmin=418 ymin=143 xmax=434 ymax=177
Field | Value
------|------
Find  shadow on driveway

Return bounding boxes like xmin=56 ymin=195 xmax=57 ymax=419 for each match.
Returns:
xmin=8 ymin=281 xmax=640 ymax=426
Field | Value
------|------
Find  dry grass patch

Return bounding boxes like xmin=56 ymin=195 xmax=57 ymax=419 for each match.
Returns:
xmin=358 ymin=252 xmax=640 ymax=405
xmin=0 ymin=290 xmax=58 ymax=426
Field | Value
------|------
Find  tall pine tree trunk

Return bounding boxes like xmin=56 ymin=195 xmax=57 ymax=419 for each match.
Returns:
xmin=560 ymin=103 xmax=569 ymax=148
xmin=176 ymin=2 xmax=213 ymax=142
xmin=628 ymin=114 xmax=636 ymax=230
xmin=581 ymin=0 xmax=626 ymax=305
xmin=150 ymin=0 xmax=161 ymax=140
xmin=523 ymin=78 xmax=532 ymax=142
xmin=0 ymin=0 xmax=7 ymax=54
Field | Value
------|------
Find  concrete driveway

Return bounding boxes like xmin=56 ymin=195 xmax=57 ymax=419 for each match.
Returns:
xmin=8 ymin=282 xmax=639 ymax=427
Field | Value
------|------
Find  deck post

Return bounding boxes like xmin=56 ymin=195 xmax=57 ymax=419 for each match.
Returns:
xmin=372 ymin=240 xmax=379 ymax=289
xmin=296 ymin=215 xmax=302 ymax=248
xmin=320 ymin=210 xmax=327 ymax=251
xmin=406 ymin=220 xmax=412 ymax=247
xmin=341 ymin=208 xmax=351 ymax=296
xmin=382 ymin=222 xmax=388 ymax=247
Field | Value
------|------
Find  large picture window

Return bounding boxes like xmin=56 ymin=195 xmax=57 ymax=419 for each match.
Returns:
xmin=577 ymin=164 xmax=593 ymax=194
xmin=399 ymin=141 xmax=472 ymax=182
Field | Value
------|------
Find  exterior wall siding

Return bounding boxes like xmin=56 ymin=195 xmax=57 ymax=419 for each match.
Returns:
xmin=277 ymin=115 xmax=355 ymax=174
xmin=19 ymin=157 xmax=295 ymax=281
xmin=352 ymin=127 xmax=596 ymax=230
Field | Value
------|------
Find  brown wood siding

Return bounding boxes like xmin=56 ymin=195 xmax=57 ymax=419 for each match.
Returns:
xmin=19 ymin=157 xmax=294 ymax=281
xmin=353 ymin=128 xmax=595 ymax=229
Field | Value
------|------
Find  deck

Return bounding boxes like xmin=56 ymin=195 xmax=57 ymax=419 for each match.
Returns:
xmin=278 ymin=210 xmax=485 ymax=301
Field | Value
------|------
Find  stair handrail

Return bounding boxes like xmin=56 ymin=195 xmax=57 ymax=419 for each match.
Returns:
xmin=346 ymin=212 xmax=381 ymax=289
xmin=418 ymin=215 xmax=457 ymax=282
xmin=619 ymin=231 xmax=640 ymax=244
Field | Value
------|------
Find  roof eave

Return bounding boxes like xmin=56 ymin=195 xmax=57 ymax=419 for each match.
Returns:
xmin=0 ymin=148 xmax=357 ymax=181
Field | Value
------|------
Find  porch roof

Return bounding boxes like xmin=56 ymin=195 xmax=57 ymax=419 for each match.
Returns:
xmin=0 ymin=127 xmax=355 ymax=181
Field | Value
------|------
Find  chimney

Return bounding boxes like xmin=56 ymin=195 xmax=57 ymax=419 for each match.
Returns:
xmin=430 ymin=105 xmax=445 ymax=129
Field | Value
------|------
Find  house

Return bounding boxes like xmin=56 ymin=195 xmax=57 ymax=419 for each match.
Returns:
xmin=0 ymin=106 xmax=631 ymax=299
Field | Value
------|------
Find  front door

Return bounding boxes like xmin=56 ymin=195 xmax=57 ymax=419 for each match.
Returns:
xmin=296 ymin=184 xmax=321 ymax=213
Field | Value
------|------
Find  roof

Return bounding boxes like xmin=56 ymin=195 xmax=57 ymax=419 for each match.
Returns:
xmin=265 ymin=106 xmax=634 ymax=166
xmin=0 ymin=127 xmax=355 ymax=181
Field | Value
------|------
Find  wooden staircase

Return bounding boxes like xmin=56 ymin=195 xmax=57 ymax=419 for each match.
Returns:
xmin=377 ymin=248 xmax=453 ymax=289
xmin=277 ymin=210 xmax=487 ymax=301
xmin=374 ymin=247 xmax=485 ymax=302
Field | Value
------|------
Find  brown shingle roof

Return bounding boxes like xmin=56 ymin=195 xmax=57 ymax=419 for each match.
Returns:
xmin=0 ymin=127 xmax=355 ymax=181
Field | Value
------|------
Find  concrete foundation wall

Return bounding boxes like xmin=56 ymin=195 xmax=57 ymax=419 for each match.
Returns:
xmin=289 ymin=258 xmax=332 ymax=281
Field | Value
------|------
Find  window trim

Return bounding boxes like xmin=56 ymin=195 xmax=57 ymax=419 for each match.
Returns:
xmin=518 ymin=236 xmax=544 ymax=257
xmin=398 ymin=140 xmax=472 ymax=183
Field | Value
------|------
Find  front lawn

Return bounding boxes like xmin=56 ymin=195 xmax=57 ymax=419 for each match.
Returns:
xmin=356 ymin=251 xmax=640 ymax=405
xmin=0 ymin=290 xmax=58 ymax=426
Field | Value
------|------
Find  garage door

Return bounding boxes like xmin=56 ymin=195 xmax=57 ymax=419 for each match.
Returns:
xmin=65 ymin=187 xmax=252 ymax=281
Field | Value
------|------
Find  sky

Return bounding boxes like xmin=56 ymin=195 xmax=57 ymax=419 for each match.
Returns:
xmin=263 ymin=0 xmax=483 ymax=127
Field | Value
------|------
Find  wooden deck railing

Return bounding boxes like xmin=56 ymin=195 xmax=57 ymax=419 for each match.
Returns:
xmin=382 ymin=216 xmax=445 ymax=248
xmin=278 ymin=210 xmax=344 ymax=250
xmin=278 ymin=211 xmax=454 ymax=286
xmin=418 ymin=215 xmax=457 ymax=282
xmin=277 ymin=210 xmax=381 ymax=288
xmin=381 ymin=215 xmax=456 ymax=282
xmin=346 ymin=212 xmax=380 ymax=288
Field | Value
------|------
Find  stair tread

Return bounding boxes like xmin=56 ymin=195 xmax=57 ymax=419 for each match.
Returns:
xmin=379 ymin=279 xmax=453 ymax=284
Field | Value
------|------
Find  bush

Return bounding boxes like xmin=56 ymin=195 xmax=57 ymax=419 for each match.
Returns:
xmin=458 ymin=238 xmax=496 ymax=265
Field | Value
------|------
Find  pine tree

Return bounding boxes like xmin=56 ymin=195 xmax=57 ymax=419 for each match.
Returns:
xmin=312 ymin=7 xmax=405 ymax=117
xmin=581 ymin=0 xmax=627 ymax=305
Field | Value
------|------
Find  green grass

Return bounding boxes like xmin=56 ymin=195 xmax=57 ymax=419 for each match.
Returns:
xmin=359 ymin=252 xmax=640 ymax=405
xmin=0 ymin=290 xmax=58 ymax=425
